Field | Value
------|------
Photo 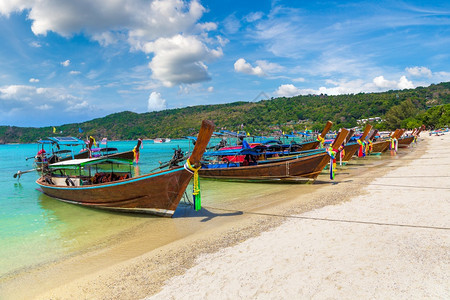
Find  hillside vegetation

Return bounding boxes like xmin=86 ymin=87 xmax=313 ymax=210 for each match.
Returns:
xmin=1 ymin=82 xmax=449 ymax=143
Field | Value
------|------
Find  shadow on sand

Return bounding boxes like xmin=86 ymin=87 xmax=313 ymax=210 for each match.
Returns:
xmin=174 ymin=203 xmax=244 ymax=222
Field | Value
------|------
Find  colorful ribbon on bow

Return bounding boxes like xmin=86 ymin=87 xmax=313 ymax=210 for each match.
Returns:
xmin=366 ymin=140 xmax=373 ymax=154
xmin=317 ymin=135 xmax=325 ymax=148
xmin=132 ymin=147 xmax=139 ymax=163
xmin=327 ymin=147 xmax=338 ymax=180
xmin=184 ymin=158 xmax=202 ymax=211
xmin=390 ymin=137 xmax=398 ymax=152
xmin=357 ymin=139 xmax=365 ymax=157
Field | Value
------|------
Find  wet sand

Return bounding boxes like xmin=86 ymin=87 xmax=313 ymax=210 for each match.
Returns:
xmin=2 ymin=133 xmax=448 ymax=299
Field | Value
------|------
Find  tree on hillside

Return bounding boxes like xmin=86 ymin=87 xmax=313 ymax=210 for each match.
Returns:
xmin=420 ymin=104 xmax=450 ymax=129
xmin=384 ymin=99 xmax=418 ymax=129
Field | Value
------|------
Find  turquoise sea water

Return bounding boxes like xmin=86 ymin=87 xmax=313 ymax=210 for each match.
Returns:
xmin=0 ymin=139 xmax=201 ymax=277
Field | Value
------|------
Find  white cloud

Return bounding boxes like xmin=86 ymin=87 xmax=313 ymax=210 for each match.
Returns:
xmin=275 ymin=75 xmax=415 ymax=97
xmin=0 ymin=0 xmax=208 ymax=46
xmin=65 ymin=100 xmax=89 ymax=112
xmin=293 ymin=77 xmax=305 ymax=82
xmin=196 ymin=22 xmax=217 ymax=32
xmin=434 ymin=71 xmax=450 ymax=82
xmin=69 ymin=70 xmax=81 ymax=75
xmin=223 ymin=14 xmax=241 ymax=34
xmin=30 ymin=41 xmax=42 ymax=48
xmin=255 ymin=60 xmax=284 ymax=74
xmin=1 ymin=0 xmax=221 ymax=87
xmin=373 ymin=76 xmax=397 ymax=89
xmin=1 ymin=0 xmax=205 ymax=40
xmin=0 ymin=85 xmax=36 ymax=101
xmin=0 ymin=84 xmax=79 ymax=109
xmin=372 ymin=75 xmax=414 ymax=90
xmin=29 ymin=78 xmax=39 ymax=83
xmin=397 ymin=75 xmax=414 ymax=89
xmin=275 ymin=84 xmax=302 ymax=97
xmin=406 ymin=66 xmax=432 ymax=78
xmin=145 ymin=34 xmax=222 ymax=87
xmin=61 ymin=60 xmax=70 ymax=67
xmin=148 ymin=91 xmax=167 ymax=111
xmin=245 ymin=12 xmax=264 ymax=23
xmin=207 ymin=86 xmax=214 ymax=92
xmin=234 ymin=58 xmax=265 ymax=76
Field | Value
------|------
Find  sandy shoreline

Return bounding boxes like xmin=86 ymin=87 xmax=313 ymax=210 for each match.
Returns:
xmin=2 ymin=133 xmax=448 ymax=299
xmin=148 ymin=133 xmax=449 ymax=299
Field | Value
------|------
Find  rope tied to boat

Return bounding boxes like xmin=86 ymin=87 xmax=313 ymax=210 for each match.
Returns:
xmin=338 ymin=145 xmax=345 ymax=166
xmin=327 ymin=147 xmax=338 ymax=180
xmin=184 ymin=158 xmax=202 ymax=211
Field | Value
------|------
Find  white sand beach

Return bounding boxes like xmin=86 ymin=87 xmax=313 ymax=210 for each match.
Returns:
xmin=148 ymin=133 xmax=450 ymax=299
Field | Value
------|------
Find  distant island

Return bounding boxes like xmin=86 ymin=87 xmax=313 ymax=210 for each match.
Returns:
xmin=1 ymin=82 xmax=449 ymax=144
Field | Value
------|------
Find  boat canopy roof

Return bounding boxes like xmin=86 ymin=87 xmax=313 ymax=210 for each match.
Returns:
xmin=48 ymin=157 xmax=132 ymax=169
xmin=38 ymin=136 xmax=86 ymax=146
xmin=261 ymin=139 xmax=282 ymax=144
xmin=90 ymin=147 xmax=118 ymax=152
xmin=204 ymin=147 xmax=325 ymax=158
xmin=204 ymin=148 xmax=263 ymax=157
xmin=297 ymin=132 xmax=312 ymax=136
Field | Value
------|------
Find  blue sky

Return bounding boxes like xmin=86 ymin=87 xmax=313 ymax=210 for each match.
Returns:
xmin=1 ymin=0 xmax=450 ymax=127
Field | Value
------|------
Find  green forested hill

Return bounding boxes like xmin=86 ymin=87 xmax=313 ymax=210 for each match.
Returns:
xmin=1 ymin=82 xmax=450 ymax=143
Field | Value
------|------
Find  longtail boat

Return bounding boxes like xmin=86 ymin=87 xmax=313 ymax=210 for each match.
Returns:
xmin=209 ymin=121 xmax=333 ymax=163
xmin=369 ymin=130 xmax=391 ymax=154
xmin=33 ymin=137 xmax=137 ymax=170
xmin=291 ymin=121 xmax=333 ymax=151
xmin=341 ymin=124 xmax=373 ymax=163
xmin=198 ymin=128 xmax=349 ymax=183
xmin=382 ymin=129 xmax=403 ymax=152
xmin=36 ymin=120 xmax=215 ymax=217
xmin=398 ymin=125 xmax=424 ymax=148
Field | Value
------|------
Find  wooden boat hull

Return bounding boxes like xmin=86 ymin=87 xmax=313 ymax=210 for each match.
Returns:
xmin=341 ymin=143 xmax=360 ymax=163
xmin=37 ymin=167 xmax=191 ymax=217
xmin=291 ymin=140 xmax=320 ymax=152
xmin=199 ymin=152 xmax=331 ymax=182
xmin=371 ymin=140 xmax=390 ymax=153
xmin=398 ymin=136 xmax=414 ymax=148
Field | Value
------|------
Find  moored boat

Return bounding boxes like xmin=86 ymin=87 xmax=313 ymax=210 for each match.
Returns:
xmin=33 ymin=136 xmax=137 ymax=170
xmin=36 ymin=120 xmax=215 ymax=217
xmin=198 ymin=128 xmax=349 ymax=183
xmin=398 ymin=125 xmax=424 ymax=148
xmin=367 ymin=130 xmax=390 ymax=154
xmin=154 ymin=138 xmax=171 ymax=143
xmin=211 ymin=121 xmax=334 ymax=163
xmin=287 ymin=121 xmax=334 ymax=151
xmin=341 ymin=124 xmax=373 ymax=164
